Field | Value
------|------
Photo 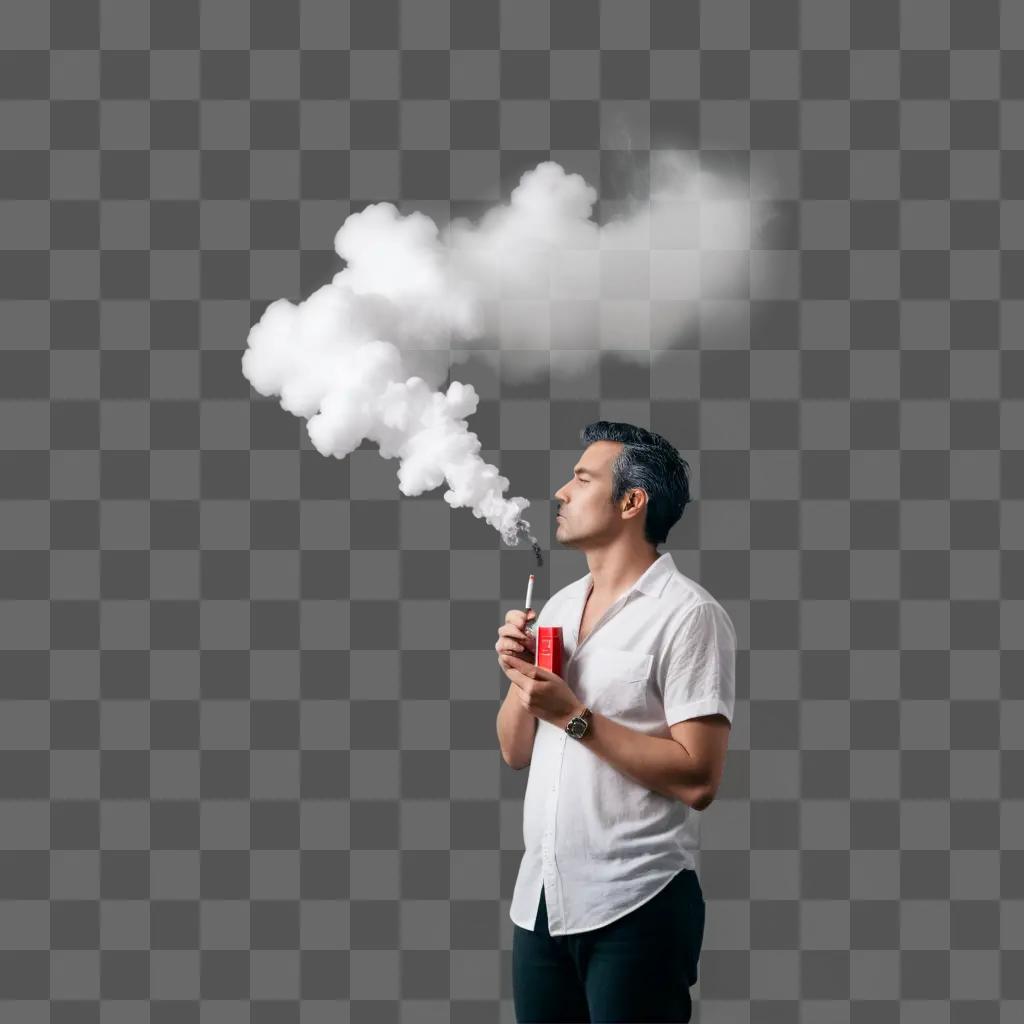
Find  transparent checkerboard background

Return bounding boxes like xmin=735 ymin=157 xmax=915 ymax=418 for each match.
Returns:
xmin=2 ymin=0 xmax=1022 ymax=1020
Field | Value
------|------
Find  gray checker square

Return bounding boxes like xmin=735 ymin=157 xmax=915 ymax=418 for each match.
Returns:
xmin=0 ymin=0 xmax=1018 ymax=1021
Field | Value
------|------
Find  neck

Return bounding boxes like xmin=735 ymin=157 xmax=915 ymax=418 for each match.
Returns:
xmin=584 ymin=544 xmax=661 ymax=600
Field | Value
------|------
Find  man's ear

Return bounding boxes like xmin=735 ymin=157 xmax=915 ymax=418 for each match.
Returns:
xmin=623 ymin=488 xmax=646 ymax=513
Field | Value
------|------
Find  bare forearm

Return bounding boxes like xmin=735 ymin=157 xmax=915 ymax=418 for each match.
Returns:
xmin=571 ymin=710 xmax=710 ymax=808
xmin=497 ymin=686 xmax=537 ymax=768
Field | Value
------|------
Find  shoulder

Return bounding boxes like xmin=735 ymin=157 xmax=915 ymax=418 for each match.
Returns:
xmin=660 ymin=575 xmax=736 ymax=640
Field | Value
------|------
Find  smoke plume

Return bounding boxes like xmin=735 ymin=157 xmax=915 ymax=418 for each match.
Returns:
xmin=241 ymin=151 xmax=762 ymax=548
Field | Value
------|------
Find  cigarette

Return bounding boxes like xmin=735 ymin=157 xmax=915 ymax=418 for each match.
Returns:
xmin=524 ymin=574 xmax=535 ymax=634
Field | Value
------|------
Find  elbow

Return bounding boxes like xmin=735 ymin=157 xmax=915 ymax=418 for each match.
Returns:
xmin=692 ymin=778 xmax=720 ymax=811
xmin=501 ymin=750 xmax=530 ymax=771
xmin=683 ymin=778 xmax=716 ymax=811
xmin=689 ymin=760 xmax=726 ymax=811
xmin=691 ymin=789 xmax=714 ymax=812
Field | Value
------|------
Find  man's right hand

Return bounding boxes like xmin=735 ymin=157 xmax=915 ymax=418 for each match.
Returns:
xmin=495 ymin=608 xmax=536 ymax=681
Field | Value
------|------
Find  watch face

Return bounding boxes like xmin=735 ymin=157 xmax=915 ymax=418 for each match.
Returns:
xmin=568 ymin=718 xmax=586 ymax=738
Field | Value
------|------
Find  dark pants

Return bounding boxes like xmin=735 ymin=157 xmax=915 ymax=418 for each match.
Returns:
xmin=512 ymin=867 xmax=706 ymax=1023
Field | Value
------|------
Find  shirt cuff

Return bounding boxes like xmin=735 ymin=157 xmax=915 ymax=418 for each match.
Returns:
xmin=664 ymin=694 xmax=732 ymax=727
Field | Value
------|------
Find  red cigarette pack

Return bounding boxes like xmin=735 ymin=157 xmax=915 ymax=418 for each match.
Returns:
xmin=535 ymin=626 xmax=563 ymax=678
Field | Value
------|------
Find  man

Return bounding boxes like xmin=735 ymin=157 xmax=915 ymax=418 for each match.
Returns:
xmin=495 ymin=421 xmax=735 ymax=1023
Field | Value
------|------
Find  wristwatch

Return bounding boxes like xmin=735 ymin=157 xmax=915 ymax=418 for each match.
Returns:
xmin=565 ymin=705 xmax=592 ymax=740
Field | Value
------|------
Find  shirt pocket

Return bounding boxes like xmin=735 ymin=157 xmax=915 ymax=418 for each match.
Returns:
xmin=584 ymin=647 xmax=653 ymax=716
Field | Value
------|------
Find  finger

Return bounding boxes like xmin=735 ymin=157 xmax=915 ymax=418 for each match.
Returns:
xmin=505 ymin=654 xmax=535 ymax=676
xmin=501 ymin=626 xmax=531 ymax=643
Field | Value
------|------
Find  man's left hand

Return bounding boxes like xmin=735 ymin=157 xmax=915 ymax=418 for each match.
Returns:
xmin=498 ymin=653 xmax=581 ymax=728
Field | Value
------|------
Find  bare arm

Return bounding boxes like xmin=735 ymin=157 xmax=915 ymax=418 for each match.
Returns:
xmin=497 ymin=685 xmax=539 ymax=769
xmin=495 ymin=608 xmax=538 ymax=769
xmin=552 ymin=705 xmax=711 ymax=808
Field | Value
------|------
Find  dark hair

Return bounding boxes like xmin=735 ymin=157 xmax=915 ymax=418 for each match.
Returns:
xmin=579 ymin=421 xmax=691 ymax=548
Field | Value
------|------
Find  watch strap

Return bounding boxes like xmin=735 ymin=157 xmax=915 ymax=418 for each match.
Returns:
xmin=566 ymin=705 xmax=592 ymax=738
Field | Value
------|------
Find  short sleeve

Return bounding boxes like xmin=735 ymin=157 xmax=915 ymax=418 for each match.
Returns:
xmin=661 ymin=603 xmax=736 ymax=727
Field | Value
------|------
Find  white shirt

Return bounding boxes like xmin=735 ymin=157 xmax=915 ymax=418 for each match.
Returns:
xmin=509 ymin=551 xmax=737 ymax=936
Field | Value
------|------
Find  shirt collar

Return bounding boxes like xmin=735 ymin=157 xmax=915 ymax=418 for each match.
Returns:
xmin=578 ymin=550 xmax=677 ymax=602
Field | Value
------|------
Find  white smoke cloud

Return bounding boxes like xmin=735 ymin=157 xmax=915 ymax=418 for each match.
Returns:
xmin=241 ymin=150 xmax=765 ymax=548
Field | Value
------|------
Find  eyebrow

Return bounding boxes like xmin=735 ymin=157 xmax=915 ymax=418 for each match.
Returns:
xmin=573 ymin=467 xmax=597 ymax=477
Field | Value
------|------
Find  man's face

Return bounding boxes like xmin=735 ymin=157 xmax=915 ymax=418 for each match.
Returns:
xmin=553 ymin=441 xmax=630 ymax=549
